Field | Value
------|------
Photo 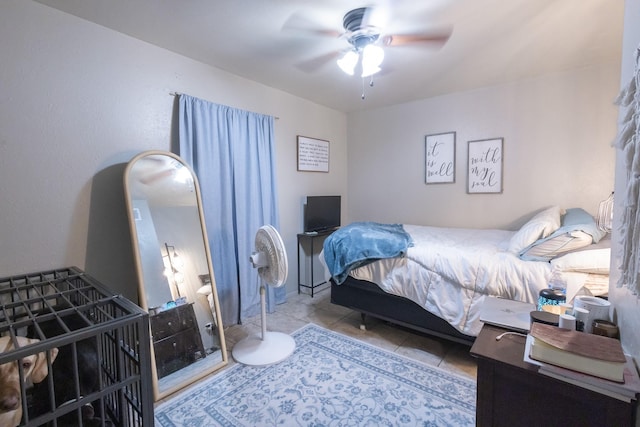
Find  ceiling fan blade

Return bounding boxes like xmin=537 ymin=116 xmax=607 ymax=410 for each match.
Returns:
xmin=139 ymin=169 xmax=174 ymax=185
xmin=361 ymin=3 xmax=390 ymax=29
xmin=282 ymin=12 xmax=342 ymax=38
xmin=381 ymin=28 xmax=453 ymax=47
xmin=295 ymin=50 xmax=341 ymax=73
xmin=139 ymin=156 xmax=166 ymax=163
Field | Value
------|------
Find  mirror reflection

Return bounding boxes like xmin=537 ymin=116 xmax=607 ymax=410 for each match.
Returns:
xmin=124 ymin=150 xmax=227 ymax=401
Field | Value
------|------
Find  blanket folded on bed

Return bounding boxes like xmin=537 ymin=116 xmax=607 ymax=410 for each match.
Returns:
xmin=323 ymin=222 xmax=413 ymax=284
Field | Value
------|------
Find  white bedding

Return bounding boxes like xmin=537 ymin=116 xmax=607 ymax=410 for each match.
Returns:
xmin=332 ymin=224 xmax=601 ymax=337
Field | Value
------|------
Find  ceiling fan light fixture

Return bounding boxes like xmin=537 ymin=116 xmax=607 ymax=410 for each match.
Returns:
xmin=360 ymin=44 xmax=384 ymax=77
xmin=337 ymin=50 xmax=359 ymax=75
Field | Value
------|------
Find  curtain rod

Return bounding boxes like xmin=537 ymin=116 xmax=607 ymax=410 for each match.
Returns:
xmin=170 ymin=92 xmax=279 ymax=120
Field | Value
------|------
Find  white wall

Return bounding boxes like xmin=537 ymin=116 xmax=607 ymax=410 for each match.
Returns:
xmin=610 ymin=0 xmax=640 ymax=364
xmin=347 ymin=63 xmax=620 ymax=230
xmin=0 ymin=0 xmax=347 ymax=302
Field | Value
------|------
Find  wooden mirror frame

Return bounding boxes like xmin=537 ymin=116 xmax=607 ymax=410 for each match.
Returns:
xmin=124 ymin=150 xmax=227 ymax=401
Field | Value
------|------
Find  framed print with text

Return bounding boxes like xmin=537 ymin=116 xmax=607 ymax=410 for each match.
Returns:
xmin=425 ymin=132 xmax=456 ymax=184
xmin=297 ymin=135 xmax=329 ymax=172
xmin=467 ymin=138 xmax=503 ymax=194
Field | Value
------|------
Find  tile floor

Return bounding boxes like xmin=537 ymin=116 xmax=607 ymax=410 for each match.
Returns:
xmin=223 ymin=285 xmax=478 ymax=381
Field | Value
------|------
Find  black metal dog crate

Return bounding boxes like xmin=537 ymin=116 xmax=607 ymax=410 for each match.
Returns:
xmin=0 ymin=266 xmax=153 ymax=426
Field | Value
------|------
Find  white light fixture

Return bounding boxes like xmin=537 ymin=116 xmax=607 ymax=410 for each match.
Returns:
xmin=337 ymin=50 xmax=359 ymax=76
xmin=336 ymin=45 xmax=385 ymax=78
xmin=336 ymin=41 xmax=385 ymax=100
xmin=361 ymin=44 xmax=384 ymax=77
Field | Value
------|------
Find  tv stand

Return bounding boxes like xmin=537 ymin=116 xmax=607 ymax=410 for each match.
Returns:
xmin=297 ymin=229 xmax=335 ymax=297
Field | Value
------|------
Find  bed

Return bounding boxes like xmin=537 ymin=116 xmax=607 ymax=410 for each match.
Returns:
xmin=322 ymin=206 xmax=611 ymax=345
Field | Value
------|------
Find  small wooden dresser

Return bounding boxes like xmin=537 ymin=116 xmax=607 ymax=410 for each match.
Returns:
xmin=150 ymin=303 xmax=205 ymax=378
xmin=470 ymin=324 xmax=637 ymax=427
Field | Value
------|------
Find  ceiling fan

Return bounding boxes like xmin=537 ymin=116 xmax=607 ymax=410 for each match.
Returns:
xmin=340 ymin=7 xmax=451 ymax=54
xmin=285 ymin=4 xmax=452 ymax=98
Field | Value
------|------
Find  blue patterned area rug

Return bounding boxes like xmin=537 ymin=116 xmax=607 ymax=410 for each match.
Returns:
xmin=154 ymin=323 xmax=476 ymax=426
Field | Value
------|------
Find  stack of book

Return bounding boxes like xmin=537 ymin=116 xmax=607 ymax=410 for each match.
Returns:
xmin=539 ymin=355 xmax=640 ymax=402
xmin=525 ymin=322 xmax=640 ymax=402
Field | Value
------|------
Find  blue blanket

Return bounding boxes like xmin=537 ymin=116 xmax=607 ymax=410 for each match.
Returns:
xmin=323 ymin=222 xmax=413 ymax=284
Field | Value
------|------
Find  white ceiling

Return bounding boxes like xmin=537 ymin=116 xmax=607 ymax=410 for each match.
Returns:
xmin=34 ymin=0 xmax=624 ymax=113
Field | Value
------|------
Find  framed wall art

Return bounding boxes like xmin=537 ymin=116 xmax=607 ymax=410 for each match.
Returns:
xmin=425 ymin=132 xmax=456 ymax=184
xmin=467 ymin=138 xmax=503 ymax=194
xmin=297 ymin=135 xmax=329 ymax=172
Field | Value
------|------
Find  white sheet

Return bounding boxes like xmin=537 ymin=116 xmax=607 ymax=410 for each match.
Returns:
xmin=338 ymin=224 xmax=594 ymax=337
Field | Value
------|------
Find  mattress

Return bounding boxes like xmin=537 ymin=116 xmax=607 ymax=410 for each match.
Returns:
xmin=326 ymin=224 xmax=606 ymax=337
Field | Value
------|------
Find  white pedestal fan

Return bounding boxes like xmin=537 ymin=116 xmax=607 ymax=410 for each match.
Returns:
xmin=232 ymin=225 xmax=296 ymax=366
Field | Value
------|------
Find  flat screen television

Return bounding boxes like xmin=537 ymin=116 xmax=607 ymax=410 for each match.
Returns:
xmin=304 ymin=195 xmax=341 ymax=233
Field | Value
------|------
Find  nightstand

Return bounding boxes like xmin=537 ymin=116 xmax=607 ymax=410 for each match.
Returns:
xmin=470 ymin=324 xmax=637 ymax=427
xmin=297 ymin=230 xmax=334 ymax=297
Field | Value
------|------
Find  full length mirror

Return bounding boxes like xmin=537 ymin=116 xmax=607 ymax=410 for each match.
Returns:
xmin=124 ymin=150 xmax=227 ymax=401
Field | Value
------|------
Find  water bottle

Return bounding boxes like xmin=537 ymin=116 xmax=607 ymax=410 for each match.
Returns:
xmin=548 ymin=269 xmax=567 ymax=296
xmin=537 ymin=269 xmax=567 ymax=313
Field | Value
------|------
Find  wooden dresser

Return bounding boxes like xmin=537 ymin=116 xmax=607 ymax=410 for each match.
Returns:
xmin=150 ymin=303 xmax=205 ymax=378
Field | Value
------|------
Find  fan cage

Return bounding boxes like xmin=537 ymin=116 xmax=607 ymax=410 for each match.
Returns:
xmin=0 ymin=266 xmax=153 ymax=426
xmin=255 ymin=225 xmax=288 ymax=287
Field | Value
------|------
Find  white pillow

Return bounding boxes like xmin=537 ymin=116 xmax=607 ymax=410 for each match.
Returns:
xmin=551 ymin=247 xmax=611 ymax=274
xmin=520 ymin=231 xmax=593 ymax=261
xmin=508 ymin=206 xmax=563 ymax=254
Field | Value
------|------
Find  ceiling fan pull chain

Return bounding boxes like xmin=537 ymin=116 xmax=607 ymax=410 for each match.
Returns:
xmin=361 ymin=75 xmax=376 ymax=100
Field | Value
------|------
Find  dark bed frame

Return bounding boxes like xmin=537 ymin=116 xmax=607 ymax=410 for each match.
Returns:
xmin=331 ymin=276 xmax=476 ymax=346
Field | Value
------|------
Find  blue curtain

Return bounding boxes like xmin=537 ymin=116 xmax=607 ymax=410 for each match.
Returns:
xmin=177 ymin=94 xmax=285 ymax=325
